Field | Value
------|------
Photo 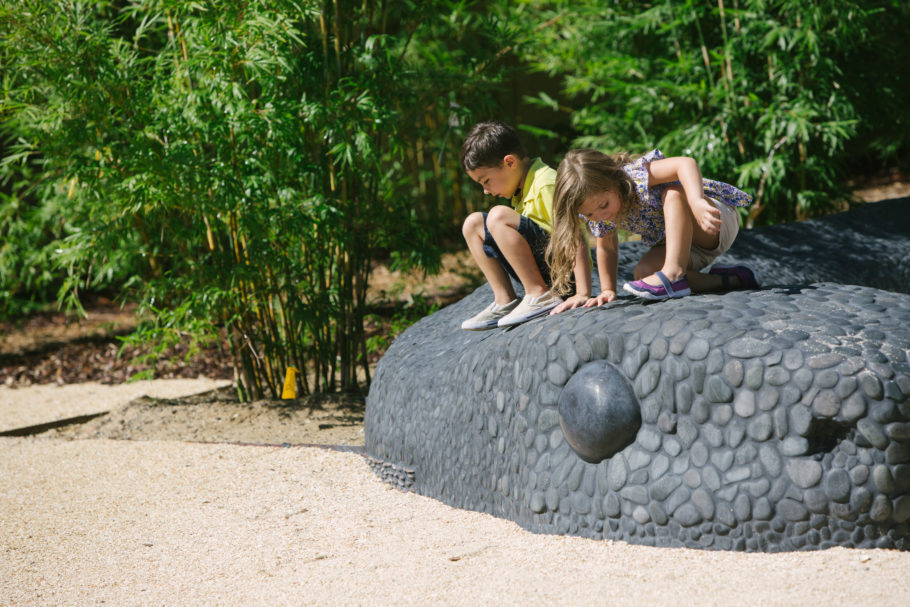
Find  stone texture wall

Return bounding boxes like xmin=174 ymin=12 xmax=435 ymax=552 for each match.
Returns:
xmin=364 ymin=199 xmax=910 ymax=551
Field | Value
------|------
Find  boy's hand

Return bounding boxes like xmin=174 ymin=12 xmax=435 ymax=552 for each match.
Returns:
xmin=584 ymin=289 xmax=616 ymax=307
xmin=692 ymin=197 xmax=722 ymax=235
xmin=551 ymin=294 xmax=589 ymax=315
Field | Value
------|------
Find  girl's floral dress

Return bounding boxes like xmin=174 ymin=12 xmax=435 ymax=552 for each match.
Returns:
xmin=585 ymin=149 xmax=752 ymax=247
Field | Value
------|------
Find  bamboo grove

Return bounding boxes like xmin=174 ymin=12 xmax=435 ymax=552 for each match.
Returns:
xmin=1 ymin=0 xmax=907 ymax=399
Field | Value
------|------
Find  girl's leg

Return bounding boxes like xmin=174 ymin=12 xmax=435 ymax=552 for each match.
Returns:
xmin=634 ymin=246 xmax=725 ymax=292
xmin=686 ymin=268 xmax=725 ymax=293
xmin=632 ymin=246 xmax=665 ymax=280
xmin=486 ymin=205 xmax=549 ymax=298
xmin=463 ymin=211 xmax=518 ymax=304
xmin=638 ymin=187 xmax=725 ymax=292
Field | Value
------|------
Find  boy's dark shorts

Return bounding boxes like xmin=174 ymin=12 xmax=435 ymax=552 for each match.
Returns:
xmin=482 ymin=213 xmax=552 ymax=285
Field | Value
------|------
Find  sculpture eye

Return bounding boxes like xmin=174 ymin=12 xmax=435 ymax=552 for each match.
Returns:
xmin=558 ymin=360 xmax=641 ymax=464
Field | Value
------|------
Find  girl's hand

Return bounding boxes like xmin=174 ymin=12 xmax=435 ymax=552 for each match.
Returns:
xmin=550 ymin=294 xmax=589 ymax=315
xmin=692 ymin=197 xmax=723 ymax=235
xmin=584 ymin=289 xmax=616 ymax=307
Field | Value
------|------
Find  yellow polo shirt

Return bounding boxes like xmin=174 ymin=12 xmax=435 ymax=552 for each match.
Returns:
xmin=511 ymin=158 xmax=556 ymax=234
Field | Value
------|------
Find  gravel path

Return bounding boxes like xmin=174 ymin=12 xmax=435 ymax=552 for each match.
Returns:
xmin=2 ymin=384 xmax=910 ymax=606
xmin=0 ymin=379 xmax=231 ymax=432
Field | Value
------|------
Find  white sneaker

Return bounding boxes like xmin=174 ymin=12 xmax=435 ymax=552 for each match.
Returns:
xmin=461 ymin=299 xmax=520 ymax=331
xmin=497 ymin=291 xmax=563 ymax=328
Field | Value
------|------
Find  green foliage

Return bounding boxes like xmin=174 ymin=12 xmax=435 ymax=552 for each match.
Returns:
xmin=2 ymin=0 xmax=908 ymax=398
xmin=522 ymin=0 xmax=910 ymax=225
xmin=0 ymin=160 xmax=75 ymax=317
xmin=365 ymin=294 xmax=440 ymax=359
xmin=0 ymin=0 xmax=515 ymax=398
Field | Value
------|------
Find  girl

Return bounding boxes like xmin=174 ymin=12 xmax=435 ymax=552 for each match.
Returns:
xmin=547 ymin=149 xmax=758 ymax=309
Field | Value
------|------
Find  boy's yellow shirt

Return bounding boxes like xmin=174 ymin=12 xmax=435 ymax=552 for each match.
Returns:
xmin=511 ymin=158 xmax=556 ymax=234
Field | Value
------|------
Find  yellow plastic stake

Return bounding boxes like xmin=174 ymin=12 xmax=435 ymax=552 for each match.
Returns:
xmin=281 ymin=367 xmax=299 ymax=400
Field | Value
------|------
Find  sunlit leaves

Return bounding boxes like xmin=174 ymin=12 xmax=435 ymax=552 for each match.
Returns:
xmin=1 ymin=0 xmax=511 ymax=397
xmin=523 ymin=0 xmax=908 ymax=224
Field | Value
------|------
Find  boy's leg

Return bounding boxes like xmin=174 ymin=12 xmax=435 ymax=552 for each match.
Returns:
xmin=463 ymin=211 xmax=518 ymax=305
xmin=485 ymin=205 xmax=549 ymax=298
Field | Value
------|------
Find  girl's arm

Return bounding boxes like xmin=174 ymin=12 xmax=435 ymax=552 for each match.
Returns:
xmin=550 ymin=240 xmax=592 ymax=314
xmin=584 ymin=232 xmax=618 ymax=306
xmin=647 ymin=156 xmax=722 ymax=234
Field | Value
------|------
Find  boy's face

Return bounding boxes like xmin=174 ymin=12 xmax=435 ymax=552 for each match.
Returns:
xmin=466 ymin=154 xmax=523 ymax=199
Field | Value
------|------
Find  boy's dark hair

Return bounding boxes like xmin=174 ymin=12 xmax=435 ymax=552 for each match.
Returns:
xmin=460 ymin=121 xmax=527 ymax=171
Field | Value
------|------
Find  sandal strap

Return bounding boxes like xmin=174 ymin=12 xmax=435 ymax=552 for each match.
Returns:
xmin=654 ymin=271 xmax=674 ymax=295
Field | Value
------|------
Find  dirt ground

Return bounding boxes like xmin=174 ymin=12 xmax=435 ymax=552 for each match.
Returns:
xmin=33 ymin=384 xmax=368 ymax=446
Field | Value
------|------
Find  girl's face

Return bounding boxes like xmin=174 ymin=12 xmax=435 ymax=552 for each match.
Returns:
xmin=578 ymin=190 xmax=621 ymax=223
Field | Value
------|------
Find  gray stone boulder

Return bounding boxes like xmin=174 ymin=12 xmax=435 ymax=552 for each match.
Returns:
xmin=364 ymin=199 xmax=910 ymax=551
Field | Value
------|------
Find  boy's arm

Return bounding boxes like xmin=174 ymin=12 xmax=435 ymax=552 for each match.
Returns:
xmin=646 ymin=156 xmax=722 ymax=235
xmin=585 ymin=232 xmax=618 ymax=306
xmin=550 ymin=239 xmax=592 ymax=314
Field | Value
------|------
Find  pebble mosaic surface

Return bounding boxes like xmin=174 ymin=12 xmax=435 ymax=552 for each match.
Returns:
xmin=365 ymin=199 xmax=910 ymax=551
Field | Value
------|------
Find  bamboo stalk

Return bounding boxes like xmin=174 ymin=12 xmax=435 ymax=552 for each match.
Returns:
xmin=665 ymin=0 xmax=683 ymax=62
xmin=203 ymin=214 xmax=216 ymax=251
xmin=167 ymin=13 xmax=193 ymax=92
xmin=747 ymin=136 xmax=788 ymax=228
xmin=270 ymin=264 xmax=309 ymax=396
xmin=227 ymin=324 xmax=247 ymax=401
xmin=231 ymin=321 xmax=258 ymax=400
xmin=338 ymin=240 xmax=350 ymax=390
xmin=691 ymin=10 xmax=715 ymax=90
xmin=718 ymin=0 xmax=734 ymax=86
xmin=416 ymin=136 xmax=427 ymax=200
xmin=427 ymin=112 xmax=446 ymax=226
xmin=264 ymin=279 xmax=285 ymax=396
xmin=253 ymin=298 xmax=277 ymax=397
xmin=354 ymin=231 xmax=372 ymax=387
xmin=333 ymin=0 xmax=343 ymax=75
xmin=319 ymin=9 xmax=331 ymax=98
xmin=133 ymin=217 xmax=161 ymax=278
xmin=228 ymin=210 xmax=265 ymax=398
xmin=717 ymin=0 xmax=745 ymax=156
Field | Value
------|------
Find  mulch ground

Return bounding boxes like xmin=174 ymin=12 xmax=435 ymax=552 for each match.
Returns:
xmin=0 ymin=338 xmax=235 ymax=387
xmin=0 ymin=250 xmax=481 ymax=388
xmin=0 ymin=303 xmax=234 ymax=387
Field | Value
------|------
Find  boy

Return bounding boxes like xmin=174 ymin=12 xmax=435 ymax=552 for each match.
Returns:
xmin=460 ymin=121 xmax=591 ymax=329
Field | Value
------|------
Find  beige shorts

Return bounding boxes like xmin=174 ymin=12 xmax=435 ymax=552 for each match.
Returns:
xmin=688 ymin=198 xmax=740 ymax=271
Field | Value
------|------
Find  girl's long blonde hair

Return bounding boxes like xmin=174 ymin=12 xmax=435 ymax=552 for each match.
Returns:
xmin=547 ymin=149 xmax=639 ymax=296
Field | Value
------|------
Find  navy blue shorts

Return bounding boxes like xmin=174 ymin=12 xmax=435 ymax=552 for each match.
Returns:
xmin=482 ymin=213 xmax=552 ymax=286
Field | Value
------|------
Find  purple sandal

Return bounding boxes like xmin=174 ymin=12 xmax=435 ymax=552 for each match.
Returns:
xmin=709 ymin=264 xmax=761 ymax=290
xmin=622 ymin=271 xmax=691 ymax=301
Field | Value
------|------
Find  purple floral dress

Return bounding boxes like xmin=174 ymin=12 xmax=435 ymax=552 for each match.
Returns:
xmin=585 ymin=149 xmax=752 ymax=247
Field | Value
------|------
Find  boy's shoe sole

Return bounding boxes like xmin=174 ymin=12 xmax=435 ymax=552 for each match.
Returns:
xmin=497 ymin=292 xmax=563 ymax=328
xmin=461 ymin=299 xmax=519 ymax=331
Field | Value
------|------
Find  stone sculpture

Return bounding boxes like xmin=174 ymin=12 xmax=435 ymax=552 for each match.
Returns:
xmin=364 ymin=199 xmax=910 ymax=551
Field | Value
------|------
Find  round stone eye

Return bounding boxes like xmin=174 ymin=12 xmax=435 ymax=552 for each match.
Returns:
xmin=558 ymin=360 xmax=641 ymax=463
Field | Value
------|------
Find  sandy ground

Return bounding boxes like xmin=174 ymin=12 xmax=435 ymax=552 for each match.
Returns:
xmin=0 ymin=379 xmax=232 ymax=432
xmin=2 ymin=382 xmax=910 ymax=606
xmin=0 ymin=380 xmax=365 ymax=446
